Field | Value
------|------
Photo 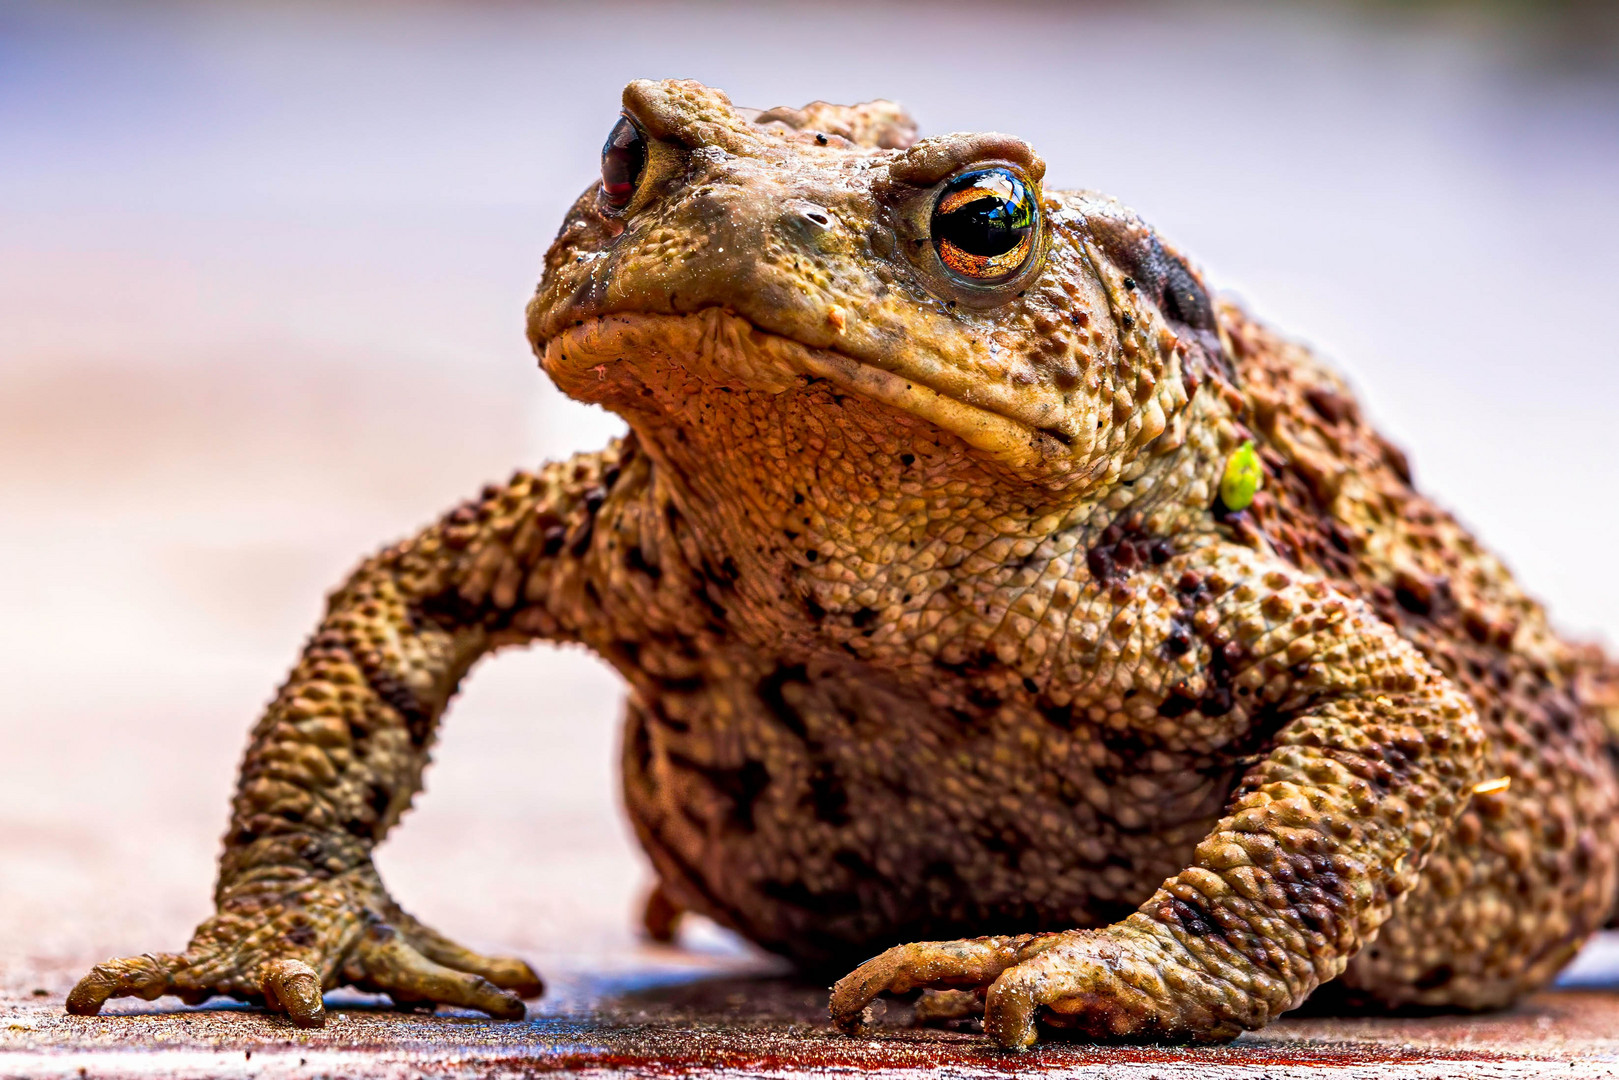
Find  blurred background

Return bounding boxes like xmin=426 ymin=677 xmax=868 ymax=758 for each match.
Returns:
xmin=3 ymin=0 xmax=1618 ymax=1000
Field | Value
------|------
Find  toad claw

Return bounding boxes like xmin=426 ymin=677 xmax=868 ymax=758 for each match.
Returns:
xmin=67 ymin=870 xmax=542 ymax=1026
xmin=259 ymin=958 xmax=324 ymax=1028
xmin=350 ymin=928 xmax=529 ymax=1021
xmin=983 ymin=969 xmax=1040 ymax=1049
xmin=66 ymin=952 xmax=181 ymax=1016
xmin=387 ymin=908 xmax=544 ymax=1000
xmin=829 ymin=933 xmax=1063 ymax=1039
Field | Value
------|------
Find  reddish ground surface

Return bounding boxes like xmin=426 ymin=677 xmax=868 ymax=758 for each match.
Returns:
xmin=7 ymin=962 xmax=1619 ymax=1078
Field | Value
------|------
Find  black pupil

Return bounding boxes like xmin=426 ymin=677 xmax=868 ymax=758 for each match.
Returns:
xmin=601 ymin=116 xmax=646 ymax=208
xmin=932 ymin=170 xmax=1031 ymax=258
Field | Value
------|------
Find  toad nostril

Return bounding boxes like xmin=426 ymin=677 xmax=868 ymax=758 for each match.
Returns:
xmin=784 ymin=202 xmax=838 ymax=247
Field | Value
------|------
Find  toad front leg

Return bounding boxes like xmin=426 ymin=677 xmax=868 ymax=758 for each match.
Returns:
xmin=68 ymin=443 xmax=636 ymax=1026
xmin=832 ymin=548 xmax=1486 ymax=1046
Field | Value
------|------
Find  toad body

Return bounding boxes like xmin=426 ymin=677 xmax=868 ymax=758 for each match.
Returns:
xmin=69 ymin=80 xmax=1619 ymax=1047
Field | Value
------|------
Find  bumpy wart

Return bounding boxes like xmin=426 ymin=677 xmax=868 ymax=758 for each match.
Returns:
xmin=69 ymin=79 xmax=1619 ymax=1050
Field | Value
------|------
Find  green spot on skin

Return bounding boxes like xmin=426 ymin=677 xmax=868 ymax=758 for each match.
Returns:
xmin=1221 ymin=440 xmax=1263 ymax=511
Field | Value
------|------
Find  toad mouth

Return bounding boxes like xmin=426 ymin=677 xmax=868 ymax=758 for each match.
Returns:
xmin=536 ymin=308 xmax=1086 ymax=475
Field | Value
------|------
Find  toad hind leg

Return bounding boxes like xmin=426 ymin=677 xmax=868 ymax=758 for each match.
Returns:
xmin=68 ymin=443 xmax=635 ymax=1026
xmin=641 ymin=882 xmax=686 ymax=944
xmin=832 ymin=570 xmax=1486 ymax=1047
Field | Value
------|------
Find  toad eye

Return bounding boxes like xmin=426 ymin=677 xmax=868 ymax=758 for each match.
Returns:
xmin=930 ymin=167 xmax=1038 ymax=284
xmin=600 ymin=115 xmax=647 ymax=210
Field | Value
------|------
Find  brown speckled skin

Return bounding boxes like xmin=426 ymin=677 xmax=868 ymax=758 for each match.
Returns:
xmin=69 ymin=80 xmax=1619 ymax=1047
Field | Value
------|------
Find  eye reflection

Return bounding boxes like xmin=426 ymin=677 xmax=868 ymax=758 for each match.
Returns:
xmin=930 ymin=167 xmax=1037 ymax=284
xmin=600 ymin=115 xmax=647 ymax=210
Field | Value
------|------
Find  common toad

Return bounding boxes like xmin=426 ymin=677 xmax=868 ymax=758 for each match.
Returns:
xmin=68 ymin=79 xmax=1619 ymax=1047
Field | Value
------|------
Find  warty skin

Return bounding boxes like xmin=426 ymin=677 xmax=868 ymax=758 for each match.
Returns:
xmin=67 ymin=79 xmax=1619 ymax=1048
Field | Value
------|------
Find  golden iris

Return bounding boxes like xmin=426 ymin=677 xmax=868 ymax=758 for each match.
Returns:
xmin=930 ymin=167 xmax=1037 ymax=284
